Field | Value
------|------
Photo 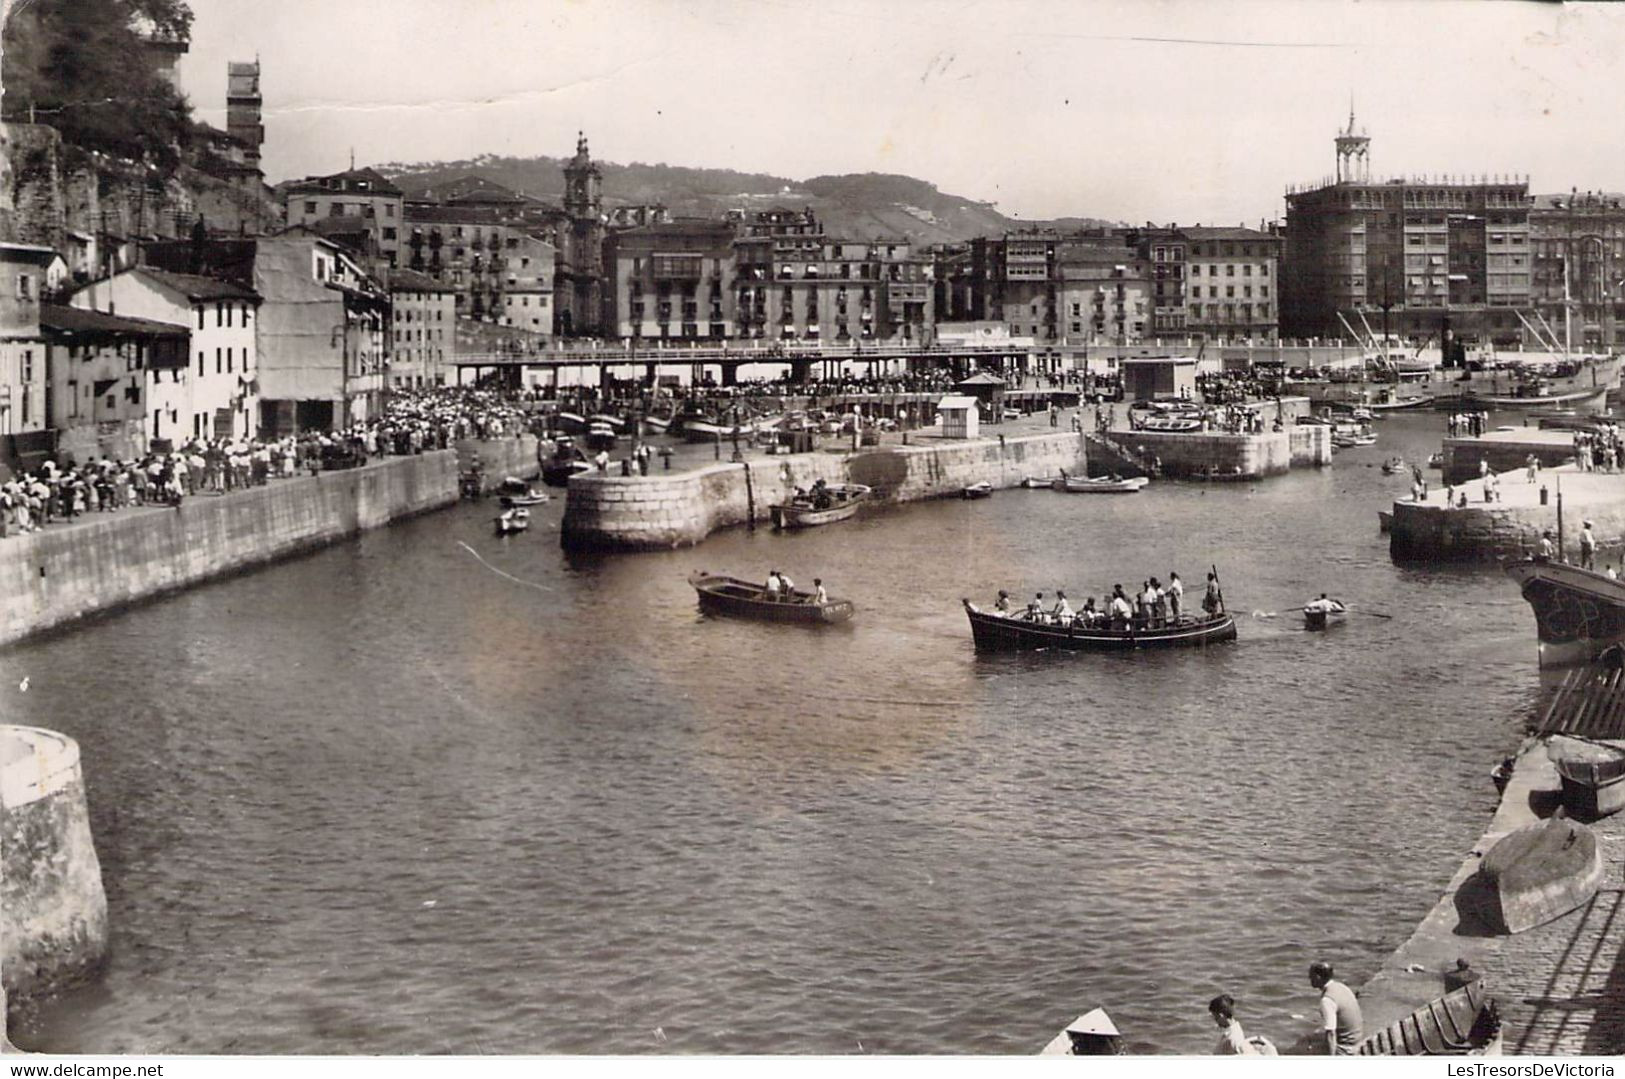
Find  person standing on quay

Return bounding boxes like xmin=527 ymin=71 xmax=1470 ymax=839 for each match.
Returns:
xmin=1580 ymin=520 xmax=1598 ymax=571
xmin=1308 ymin=961 xmax=1363 ymax=1055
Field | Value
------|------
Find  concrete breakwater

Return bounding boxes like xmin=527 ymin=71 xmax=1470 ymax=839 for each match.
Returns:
xmin=2 ymin=726 xmax=107 ymax=1014
xmin=560 ymin=431 xmax=1086 ymax=552
xmin=1101 ymin=425 xmax=1332 ymax=480
xmin=0 ymin=450 xmax=461 ymax=648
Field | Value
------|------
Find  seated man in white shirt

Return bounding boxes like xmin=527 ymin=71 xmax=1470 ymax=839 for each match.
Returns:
xmin=1051 ymin=590 xmax=1074 ymax=624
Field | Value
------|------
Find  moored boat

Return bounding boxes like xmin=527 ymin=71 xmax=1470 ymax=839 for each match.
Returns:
xmin=1303 ymin=597 xmax=1347 ymax=630
xmin=688 ymin=572 xmax=854 ymax=624
xmin=1052 ymin=475 xmax=1149 ymax=494
xmin=962 ymin=600 xmax=1236 ymax=653
xmin=1381 ymin=457 xmax=1405 ymax=475
xmin=769 ymin=483 xmax=871 ymax=529
xmin=962 ymin=482 xmax=994 ymax=499
xmin=1357 ymin=981 xmax=1501 ymax=1056
xmin=1465 ymin=816 xmax=1603 ymax=934
xmin=1021 ymin=475 xmax=1060 ymax=489
xmin=496 ymin=476 xmax=549 ymax=506
xmin=1505 ymin=558 xmax=1625 ymax=668
xmin=541 ymin=437 xmax=592 ymax=486
xmin=1551 ymin=740 xmax=1625 ymax=820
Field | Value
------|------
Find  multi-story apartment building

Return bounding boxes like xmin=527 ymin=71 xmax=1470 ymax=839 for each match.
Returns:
xmin=387 ymin=269 xmax=457 ymax=389
xmin=1056 ymin=245 xmax=1152 ymax=345
xmin=283 ymin=167 xmax=405 ymax=270
xmin=1529 ymin=191 xmax=1625 ymax=350
xmin=1282 ymin=113 xmax=1532 ymax=344
xmin=0 ymin=242 xmax=55 ymax=443
xmin=602 ymin=220 xmax=735 ymax=341
xmin=1131 ymin=228 xmax=1189 ymax=336
xmin=402 ymin=204 xmax=558 ymax=331
xmin=69 ymin=267 xmax=261 ymax=444
xmin=1182 ymin=226 xmax=1280 ymax=342
xmin=734 ymin=232 xmax=932 ymax=343
xmin=499 ymin=233 xmax=557 ymax=335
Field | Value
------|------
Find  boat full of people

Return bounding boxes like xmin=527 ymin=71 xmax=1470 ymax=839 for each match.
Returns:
xmin=964 ymin=573 xmax=1235 ymax=653
xmin=769 ymin=480 xmax=871 ymax=529
xmin=688 ymin=570 xmax=853 ymax=624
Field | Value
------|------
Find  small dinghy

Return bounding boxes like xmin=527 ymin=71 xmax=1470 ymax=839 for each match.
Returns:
xmin=1551 ymin=739 xmax=1625 ymax=820
xmin=1357 ymin=981 xmax=1501 ymax=1056
xmin=1466 ymin=816 xmax=1603 ymax=934
xmin=962 ymin=482 xmax=994 ymax=499
xmin=1303 ymin=596 xmax=1347 ymax=631
xmin=1021 ymin=475 xmax=1059 ymax=489
xmin=1382 ymin=457 xmax=1406 ymax=475
xmin=496 ymin=477 xmax=549 ymax=506
xmin=494 ymin=507 xmax=531 ymax=535
xmin=1039 ymin=1009 xmax=1124 ymax=1056
xmin=1052 ymin=474 xmax=1149 ymax=494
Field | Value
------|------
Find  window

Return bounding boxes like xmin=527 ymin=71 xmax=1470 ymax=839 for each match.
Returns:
xmin=1243 ymin=265 xmax=1252 ymax=276
xmin=197 ymin=351 xmax=204 ymax=376
xmin=216 ymin=347 xmax=222 ymax=374
xmin=304 ymin=201 xmax=317 ymax=214
xmin=227 ymin=348 xmax=233 ymax=374
xmin=216 ymin=302 xmax=224 ymax=328
xmin=197 ymin=307 xmax=205 ymax=330
xmin=1191 ymin=265 xmax=1200 ymax=276
xmin=1226 ymin=265 xmax=1235 ymax=277
xmin=21 ymin=349 xmax=33 ymax=382
xmin=16 ymin=273 xmax=32 ymax=299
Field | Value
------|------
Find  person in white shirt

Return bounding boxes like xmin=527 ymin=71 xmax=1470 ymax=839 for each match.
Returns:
xmin=1051 ymin=590 xmax=1073 ymax=623
xmin=779 ymin=572 xmax=795 ymax=598
xmin=812 ymin=578 xmax=828 ymax=605
xmin=1209 ymin=995 xmax=1258 ymax=1056
xmin=993 ymin=590 xmax=1013 ymax=615
xmin=1108 ymin=586 xmax=1133 ymax=629
xmin=764 ymin=570 xmax=782 ymax=601
xmin=1167 ymin=571 xmax=1184 ymax=621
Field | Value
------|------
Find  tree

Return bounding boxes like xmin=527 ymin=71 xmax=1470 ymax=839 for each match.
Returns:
xmin=3 ymin=0 xmax=195 ymax=168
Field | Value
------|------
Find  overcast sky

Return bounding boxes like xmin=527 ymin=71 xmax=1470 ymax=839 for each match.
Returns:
xmin=177 ymin=0 xmax=1625 ymax=225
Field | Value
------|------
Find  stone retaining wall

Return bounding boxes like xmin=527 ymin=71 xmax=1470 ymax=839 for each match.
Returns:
xmin=1389 ymin=495 xmax=1625 ymax=564
xmin=1102 ymin=426 xmax=1331 ymax=480
xmin=1 ymin=726 xmax=106 ymax=1009
xmin=560 ymin=432 xmax=1087 ymax=551
xmin=0 ymin=451 xmax=459 ymax=648
xmin=1443 ymin=437 xmax=1574 ymax=487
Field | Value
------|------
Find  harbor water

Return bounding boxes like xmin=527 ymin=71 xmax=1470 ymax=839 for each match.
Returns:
xmin=5 ymin=412 xmax=1542 ymax=1054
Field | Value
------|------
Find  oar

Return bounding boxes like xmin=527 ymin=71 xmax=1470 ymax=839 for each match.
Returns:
xmin=1345 ymin=607 xmax=1394 ymax=620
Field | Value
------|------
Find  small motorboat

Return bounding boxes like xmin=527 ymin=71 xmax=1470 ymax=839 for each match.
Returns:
xmin=688 ymin=572 xmax=854 ymax=624
xmin=962 ymin=482 xmax=994 ymax=499
xmin=495 ymin=476 xmax=549 ymax=506
xmin=1357 ymin=980 xmax=1501 ymax=1056
xmin=1303 ymin=596 xmax=1348 ymax=630
xmin=1550 ymin=739 xmax=1625 ymax=820
xmin=1464 ymin=816 xmax=1603 ymax=934
xmin=1381 ymin=457 xmax=1406 ymax=475
xmin=1052 ymin=474 xmax=1149 ymax=494
xmin=1039 ymin=1009 xmax=1124 ymax=1056
xmin=494 ymin=507 xmax=531 ymax=535
xmin=769 ymin=483 xmax=872 ymax=529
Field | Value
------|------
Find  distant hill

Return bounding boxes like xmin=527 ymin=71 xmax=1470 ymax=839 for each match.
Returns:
xmin=375 ymin=154 xmax=1117 ymax=244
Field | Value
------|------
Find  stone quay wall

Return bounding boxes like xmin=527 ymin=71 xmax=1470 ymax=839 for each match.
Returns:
xmin=1443 ymin=437 xmax=1575 ymax=487
xmin=1102 ymin=425 xmax=1331 ymax=481
xmin=1 ymin=726 xmax=107 ymax=1011
xmin=0 ymin=451 xmax=461 ymax=648
xmin=1389 ymin=496 xmax=1625 ymax=564
xmin=561 ymin=432 xmax=1087 ymax=552
xmin=455 ymin=435 xmax=541 ymax=491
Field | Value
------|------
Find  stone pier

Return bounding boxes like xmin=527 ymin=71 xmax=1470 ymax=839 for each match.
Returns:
xmin=1 ymin=726 xmax=107 ymax=1015
xmin=1102 ymin=425 xmax=1332 ymax=480
xmin=1389 ymin=463 xmax=1625 ymax=564
xmin=560 ymin=430 xmax=1087 ymax=552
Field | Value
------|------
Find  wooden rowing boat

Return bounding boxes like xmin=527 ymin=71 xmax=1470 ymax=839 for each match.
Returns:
xmin=1303 ymin=599 xmax=1347 ymax=631
xmin=688 ymin=572 xmax=854 ymax=624
xmin=962 ymin=600 xmax=1236 ymax=653
xmin=962 ymin=482 xmax=994 ymax=499
xmin=1466 ymin=817 xmax=1603 ymax=934
xmin=1357 ymin=981 xmax=1501 ymax=1056
xmin=1553 ymin=744 xmax=1625 ymax=820
xmin=769 ymin=484 xmax=871 ymax=529
xmin=494 ymin=507 xmax=530 ymax=535
xmin=1052 ymin=475 xmax=1148 ymax=494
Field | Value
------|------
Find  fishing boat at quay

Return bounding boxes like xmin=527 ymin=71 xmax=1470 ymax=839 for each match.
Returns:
xmin=688 ymin=572 xmax=854 ymax=624
xmin=962 ymin=601 xmax=1237 ymax=652
xmin=1505 ymin=558 xmax=1625 ymax=667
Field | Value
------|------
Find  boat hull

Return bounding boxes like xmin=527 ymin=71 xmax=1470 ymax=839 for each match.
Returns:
xmin=1053 ymin=476 xmax=1147 ymax=494
xmin=1304 ymin=607 xmax=1346 ymax=631
xmin=1357 ymin=981 xmax=1501 ymax=1056
xmin=1469 ymin=817 xmax=1603 ymax=934
xmin=963 ymin=601 xmax=1236 ymax=653
xmin=1555 ymin=755 xmax=1625 ymax=820
xmin=1506 ymin=558 xmax=1625 ymax=667
xmin=689 ymin=573 xmax=854 ymax=624
xmin=769 ymin=485 xmax=871 ymax=529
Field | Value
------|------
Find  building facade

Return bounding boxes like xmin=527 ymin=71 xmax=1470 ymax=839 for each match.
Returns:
xmin=603 ymin=220 xmax=735 ymax=341
xmin=283 ymin=168 xmax=405 ymax=270
xmin=1282 ymin=113 xmax=1532 ymax=345
xmin=68 ymin=267 xmax=261 ymax=444
xmin=1056 ymin=246 xmax=1152 ymax=346
xmin=734 ymin=231 xmax=932 ymax=344
xmin=1529 ymin=192 xmax=1625 ymax=350
xmin=1181 ymin=226 xmax=1280 ymax=342
xmin=39 ymin=304 xmax=189 ymax=461
xmin=0 ymin=242 xmax=55 ymax=443
xmin=387 ymin=269 xmax=457 ymax=389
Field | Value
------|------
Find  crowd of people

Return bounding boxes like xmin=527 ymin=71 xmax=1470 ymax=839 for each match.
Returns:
xmin=1447 ymin=411 xmax=1492 ymax=438
xmin=987 ymin=571 xmax=1225 ymax=630
xmin=1573 ymin=424 xmax=1625 ymax=472
xmin=0 ymin=387 xmax=539 ymax=540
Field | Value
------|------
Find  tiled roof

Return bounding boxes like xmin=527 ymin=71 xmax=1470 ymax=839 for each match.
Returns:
xmin=386 ymin=268 xmax=457 ymax=293
xmin=40 ymin=304 xmax=190 ymax=337
xmin=1180 ymin=226 xmax=1277 ymax=241
xmin=136 ymin=268 xmax=260 ymax=302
